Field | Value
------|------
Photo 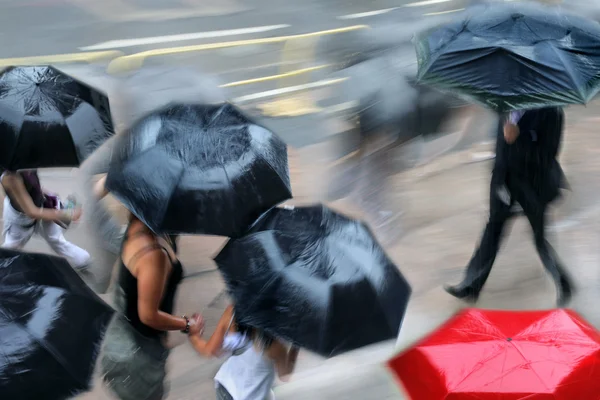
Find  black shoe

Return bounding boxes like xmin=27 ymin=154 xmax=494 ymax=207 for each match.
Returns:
xmin=556 ymin=276 xmax=574 ymax=308
xmin=444 ymin=284 xmax=479 ymax=303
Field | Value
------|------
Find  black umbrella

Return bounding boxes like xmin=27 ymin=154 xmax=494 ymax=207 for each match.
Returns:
xmin=0 ymin=249 xmax=114 ymax=400
xmin=0 ymin=65 xmax=115 ymax=170
xmin=106 ymin=102 xmax=291 ymax=236
xmin=214 ymin=204 xmax=412 ymax=357
xmin=415 ymin=2 xmax=600 ymax=111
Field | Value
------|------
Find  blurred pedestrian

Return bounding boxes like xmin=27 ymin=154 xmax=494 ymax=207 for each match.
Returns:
xmin=189 ymin=304 xmax=300 ymax=400
xmin=1 ymin=169 xmax=90 ymax=269
xmin=96 ymin=176 xmax=203 ymax=400
xmin=445 ymin=107 xmax=574 ymax=306
xmin=79 ymin=135 xmax=125 ymax=293
xmin=77 ymin=66 xmax=224 ymax=292
xmin=325 ymin=53 xmax=459 ymax=245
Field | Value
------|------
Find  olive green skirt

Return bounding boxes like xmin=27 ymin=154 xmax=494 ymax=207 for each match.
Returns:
xmin=100 ymin=316 xmax=169 ymax=400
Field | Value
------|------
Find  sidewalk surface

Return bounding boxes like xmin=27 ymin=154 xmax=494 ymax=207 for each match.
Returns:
xmin=2 ymin=103 xmax=600 ymax=399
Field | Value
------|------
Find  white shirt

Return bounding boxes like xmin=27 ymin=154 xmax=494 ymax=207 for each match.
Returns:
xmin=214 ymin=342 xmax=276 ymax=400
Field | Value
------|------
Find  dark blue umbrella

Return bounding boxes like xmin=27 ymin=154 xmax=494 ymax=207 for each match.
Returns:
xmin=415 ymin=2 xmax=600 ymax=111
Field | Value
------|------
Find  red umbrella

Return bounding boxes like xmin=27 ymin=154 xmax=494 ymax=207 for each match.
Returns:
xmin=387 ymin=308 xmax=600 ymax=399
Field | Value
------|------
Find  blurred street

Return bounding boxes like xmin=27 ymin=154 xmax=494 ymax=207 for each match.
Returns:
xmin=1 ymin=101 xmax=598 ymax=399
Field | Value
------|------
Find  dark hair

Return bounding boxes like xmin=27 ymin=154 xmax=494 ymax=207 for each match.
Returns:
xmin=236 ymin=321 xmax=274 ymax=350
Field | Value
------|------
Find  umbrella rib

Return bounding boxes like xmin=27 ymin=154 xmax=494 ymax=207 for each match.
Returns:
xmin=156 ymin=162 xmax=187 ymax=232
xmin=254 ymin=140 xmax=290 ymax=188
xmin=445 ymin=341 xmax=510 ymax=392
xmin=507 ymin=340 xmax=554 ymax=393
xmin=548 ymin=45 xmax=587 ymax=101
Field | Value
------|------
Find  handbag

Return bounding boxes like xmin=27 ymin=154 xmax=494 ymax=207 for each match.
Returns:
xmin=42 ymin=193 xmax=60 ymax=210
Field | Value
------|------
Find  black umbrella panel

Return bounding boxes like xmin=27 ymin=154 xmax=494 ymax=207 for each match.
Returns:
xmin=0 ymin=65 xmax=115 ymax=170
xmin=0 ymin=249 xmax=114 ymax=400
xmin=214 ymin=205 xmax=412 ymax=357
xmin=106 ymin=102 xmax=291 ymax=236
xmin=415 ymin=2 xmax=600 ymax=111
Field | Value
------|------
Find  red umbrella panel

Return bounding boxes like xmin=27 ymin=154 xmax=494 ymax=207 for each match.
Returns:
xmin=387 ymin=308 xmax=600 ymax=399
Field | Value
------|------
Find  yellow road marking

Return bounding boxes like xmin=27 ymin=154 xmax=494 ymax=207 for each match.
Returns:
xmin=107 ymin=25 xmax=369 ymax=73
xmin=257 ymin=96 xmax=323 ymax=117
xmin=220 ymin=65 xmax=329 ymax=88
xmin=0 ymin=51 xmax=124 ymax=68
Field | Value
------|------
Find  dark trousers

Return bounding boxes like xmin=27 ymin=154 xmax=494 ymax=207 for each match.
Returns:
xmin=461 ymin=182 xmax=570 ymax=295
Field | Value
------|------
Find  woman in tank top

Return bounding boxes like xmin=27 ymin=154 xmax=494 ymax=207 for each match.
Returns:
xmin=189 ymin=304 xmax=300 ymax=400
xmin=0 ymin=169 xmax=91 ymax=269
xmin=96 ymin=177 xmax=203 ymax=400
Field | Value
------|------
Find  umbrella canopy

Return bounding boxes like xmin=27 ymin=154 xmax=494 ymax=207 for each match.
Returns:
xmin=415 ymin=2 xmax=600 ymax=111
xmin=388 ymin=308 xmax=600 ymax=399
xmin=106 ymin=102 xmax=291 ymax=236
xmin=214 ymin=204 xmax=412 ymax=357
xmin=0 ymin=65 xmax=115 ymax=170
xmin=0 ymin=249 xmax=114 ymax=399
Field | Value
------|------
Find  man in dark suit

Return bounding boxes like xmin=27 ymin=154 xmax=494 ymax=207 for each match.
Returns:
xmin=444 ymin=107 xmax=574 ymax=306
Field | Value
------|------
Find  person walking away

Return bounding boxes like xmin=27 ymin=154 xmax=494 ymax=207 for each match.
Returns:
xmin=1 ymin=169 xmax=90 ymax=269
xmin=189 ymin=304 xmax=300 ymax=400
xmin=96 ymin=177 xmax=203 ymax=400
xmin=444 ymin=107 xmax=574 ymax=306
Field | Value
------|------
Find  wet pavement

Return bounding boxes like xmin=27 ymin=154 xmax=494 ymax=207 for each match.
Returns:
xmin=2 ymin=102 xmax=600 ymax=399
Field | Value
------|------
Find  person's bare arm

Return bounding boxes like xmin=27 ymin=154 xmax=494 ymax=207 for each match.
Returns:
xmin=188 ymin=305 xmax=234 ymax=358
xmin=79 ymin=133 xmax=124 ymax=255
xmin=281 ymin=345 xmax=300 ymax=381
xmin=94 ymin=175 xmax=110 ymax=199
xmin=1 ymin=174 xmax=76 ymax=222
xmin=135 ymin=250 xmax=189 ymax=332
xmin=266 ymin=341 xmax=300 ymax=380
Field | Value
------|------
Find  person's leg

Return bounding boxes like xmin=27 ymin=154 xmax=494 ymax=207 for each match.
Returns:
xmin=2 ymin=198 xmax=35 ymax=249
xmin=445 ymin=188 xmax=513 ymax=301
xmin=352 ymin=130 xmax=405 ymax=246
xmin=519 ymin=197 xmax=573 ymax=306
xmin=39 ymin=221 xmax=91 ymax=269
xmin=2 ymin=226 xmax=34 ymax=249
